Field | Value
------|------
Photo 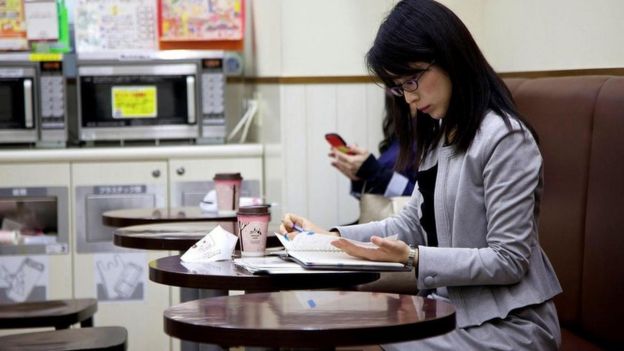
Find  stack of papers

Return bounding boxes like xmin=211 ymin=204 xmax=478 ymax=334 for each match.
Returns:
xmin=233 ymin=256 xmax=338 ymax=275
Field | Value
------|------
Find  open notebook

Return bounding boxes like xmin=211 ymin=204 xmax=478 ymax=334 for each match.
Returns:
xmin=275 ymin=232 xmax=409 ymax=271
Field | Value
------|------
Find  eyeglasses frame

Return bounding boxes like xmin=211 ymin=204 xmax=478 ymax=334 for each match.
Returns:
xmin=387 ymin=61 xmax=436 ymax=97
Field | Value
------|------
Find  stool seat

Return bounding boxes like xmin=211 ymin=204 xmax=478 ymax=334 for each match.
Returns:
xmin=0 ymin=326 xmax=127 ymax=351
xmin=0 ymin=298 xmax=97 ymax=330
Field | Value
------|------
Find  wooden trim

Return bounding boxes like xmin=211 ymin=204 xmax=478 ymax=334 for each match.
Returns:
xmin=226 ymin=76 xmax=378 ymax=84
xmin=226 ymin=68 xmax=624 ymax=84
xmin=495 ymin=68 xmax=624 ymax=78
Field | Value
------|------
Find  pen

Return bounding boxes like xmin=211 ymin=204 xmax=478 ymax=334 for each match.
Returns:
xmin=292 ymin=223 xmax=305 ymax=232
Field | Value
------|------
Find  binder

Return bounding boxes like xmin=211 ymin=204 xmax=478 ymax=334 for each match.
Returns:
xmin=276 ymin=232 xmax=410 ymax=272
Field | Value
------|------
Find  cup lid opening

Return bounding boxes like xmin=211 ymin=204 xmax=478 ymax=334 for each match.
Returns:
xmin=213 ymin=173 xmax=243 ymax=180
xmin=237 ymin=205 xmax=270 ymax=215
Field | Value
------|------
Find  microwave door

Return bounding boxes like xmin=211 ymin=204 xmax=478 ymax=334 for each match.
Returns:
xmin=0 ymin=73 xmax=37 ymax=143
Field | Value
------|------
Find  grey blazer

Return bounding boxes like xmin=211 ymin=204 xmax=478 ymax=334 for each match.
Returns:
xmin=336 ymin=111 xmax=562 ymax=328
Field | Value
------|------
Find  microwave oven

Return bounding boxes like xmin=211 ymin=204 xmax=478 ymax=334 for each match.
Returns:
xmin=0 ymin=53 xmax=67 ymax=146
xmin=76 ymin=51 xmax=226 ymax=144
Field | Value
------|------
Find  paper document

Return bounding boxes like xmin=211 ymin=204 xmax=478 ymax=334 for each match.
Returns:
xmin=275 ymin=232 xmax=408 ymax=271
xmin=233 ymin=257 xmax=344 ymax=275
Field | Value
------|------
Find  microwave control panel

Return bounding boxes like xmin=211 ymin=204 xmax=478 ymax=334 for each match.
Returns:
xmin=199 ymin=58 xmax=226 ymax=142
xmin=200 ymin=58 xmax=225 ymax=116
xmin=38 ymin=61 xmax=66 ymax=131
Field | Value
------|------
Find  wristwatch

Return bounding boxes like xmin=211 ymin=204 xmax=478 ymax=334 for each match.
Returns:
xmin=405 ymin=246 xmax=418 ymax=269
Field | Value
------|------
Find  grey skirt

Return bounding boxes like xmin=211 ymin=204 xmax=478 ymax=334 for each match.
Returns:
xmin=382 ymin=299 xmax=561 ymax=351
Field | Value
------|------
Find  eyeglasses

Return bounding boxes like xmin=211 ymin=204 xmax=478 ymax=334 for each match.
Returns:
xmin=387 ymin=61 xmax=435 ymax=97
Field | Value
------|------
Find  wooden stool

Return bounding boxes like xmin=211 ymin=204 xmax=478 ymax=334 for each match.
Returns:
xmin=0 ymin=298 xmax=97 ymax=330
xmin=0 ymin=326 xmax=127 ymax=351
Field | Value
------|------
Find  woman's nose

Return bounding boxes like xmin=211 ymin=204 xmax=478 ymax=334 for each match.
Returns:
xmin=403 ymin=90 xmax=419 ymax=104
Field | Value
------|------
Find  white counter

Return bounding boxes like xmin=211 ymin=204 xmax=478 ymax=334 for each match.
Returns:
xmin=0 ymin=144 xmax=263 ymax=163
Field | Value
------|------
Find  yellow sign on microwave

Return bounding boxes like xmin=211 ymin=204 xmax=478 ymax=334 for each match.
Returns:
xmin=111 ymin=86 xmax=157 ymax=119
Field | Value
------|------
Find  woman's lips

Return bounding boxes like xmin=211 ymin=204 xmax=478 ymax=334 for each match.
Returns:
xmin=419 ymin=105 xmax=431 ymax=113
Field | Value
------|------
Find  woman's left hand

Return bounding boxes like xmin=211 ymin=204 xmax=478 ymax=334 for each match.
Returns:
xmin=331 ymin=235 xmax=413 ymax=264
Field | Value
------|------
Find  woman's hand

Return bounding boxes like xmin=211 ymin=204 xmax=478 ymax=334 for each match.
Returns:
xmin=280 ymin=213 xmax=335 ymax=237
xmin=331 ymin=235 xmax=414 ymax=264
xmin=329 ymin=145 xmax=371 ymax=180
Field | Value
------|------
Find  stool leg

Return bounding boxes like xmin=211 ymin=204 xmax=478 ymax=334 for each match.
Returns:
xmin=80 ymin=316 xmax=94 ymax=328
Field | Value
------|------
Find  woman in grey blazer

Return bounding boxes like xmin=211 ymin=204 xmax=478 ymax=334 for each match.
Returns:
xmin=281 ymin=0 xmax=562 ymax=350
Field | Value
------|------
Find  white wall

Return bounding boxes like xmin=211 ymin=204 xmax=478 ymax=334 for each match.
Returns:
xmin=481 ymin=0 xmax=624 ymax=72
xmin=250 ymin=0 xmax=624 ymax=76
xmin=250 ymin=0 xmax=396 ymax=77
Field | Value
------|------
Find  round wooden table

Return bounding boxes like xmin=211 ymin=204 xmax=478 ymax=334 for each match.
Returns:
xmin=164 ymin=291 xmax=456 ymax=348
xmin=149 ymin=255 xmax=380 ymax=292
xmin=0 ymin=298 xmax=97 ymax=330
xmin=113 ymin=222 xmax=221 ymax=251
xmin=0 ymin=326 xmax=127 ymax=351
xmin=102 ymin=206 xmax=236 ymax=227
xmin=113 ymin=221 xmax=280 ymax=251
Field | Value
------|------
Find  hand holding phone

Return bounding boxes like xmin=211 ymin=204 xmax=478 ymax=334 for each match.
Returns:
xmin=325 ymin=133 xmax=354 ymax=155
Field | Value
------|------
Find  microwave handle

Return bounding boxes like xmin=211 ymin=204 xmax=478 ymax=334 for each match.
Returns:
xmin=23 ymin=79 xmax=34 ymax=128
xmin=186 ymin=76 xmax=196 ymax=124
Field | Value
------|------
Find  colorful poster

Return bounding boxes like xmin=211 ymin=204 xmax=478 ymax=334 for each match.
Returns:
xmin=0 ymin=0 xmax=28 ymax=50
xmin=75 ymin=0 xmax=158 ymax=52
xmin=160 ymin=0 xmax=244 ymax=41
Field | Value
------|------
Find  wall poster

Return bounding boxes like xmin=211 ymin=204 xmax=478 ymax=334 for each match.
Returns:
xmin=94 ymin=253 xmax=147 ymax=302
xmin=0 ymin=255 xmax=49 ymax=303
xmin=75 ymin=0 xmax=158 ymax=52
xmin=159 ymin=0 xmax=244 ymax=41
xmin=0 ymin=0 xmax=28 ymax=50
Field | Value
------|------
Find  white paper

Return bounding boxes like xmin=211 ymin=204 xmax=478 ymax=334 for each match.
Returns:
xmin=25 ymin=1 xmax=59 ymax=40
xmin=75 ymin=0 xmax=157 ymax=52
xmin=181 ymin=225 xmax=238 ymax=263
xmin=276 ymin=232 xmax=398 ymax=252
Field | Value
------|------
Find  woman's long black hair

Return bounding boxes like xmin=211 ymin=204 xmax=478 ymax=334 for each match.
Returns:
xmin=366 ymin=0 xmax=537 ymax=171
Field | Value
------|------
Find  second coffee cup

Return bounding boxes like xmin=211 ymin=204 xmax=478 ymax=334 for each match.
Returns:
xmin=213 ymin=173 xmax=243 ymax=215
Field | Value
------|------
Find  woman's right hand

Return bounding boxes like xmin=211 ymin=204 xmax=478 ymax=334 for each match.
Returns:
xmin=280 ymin=213 xmax=336 ymax=237
xmin=329 ymin=145 xmax=371 ymax=180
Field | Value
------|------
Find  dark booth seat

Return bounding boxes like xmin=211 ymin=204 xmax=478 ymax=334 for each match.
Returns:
xmin=503 ymin=76 xmax=624 ymax=350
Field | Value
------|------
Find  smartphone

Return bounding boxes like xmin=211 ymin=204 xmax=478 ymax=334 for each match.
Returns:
xmin=325 ymin=133 xmax=354 ymax=154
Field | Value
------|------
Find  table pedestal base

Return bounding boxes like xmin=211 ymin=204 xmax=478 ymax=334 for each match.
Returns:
xmin=180 ymin=288 xmax=228 ymax=351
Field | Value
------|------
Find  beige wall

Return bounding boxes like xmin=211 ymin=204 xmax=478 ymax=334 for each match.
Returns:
xmin=249 ymin=0 xmax=624 ymax=76
xmin=482 ymin=0 xmax=624 ymax=72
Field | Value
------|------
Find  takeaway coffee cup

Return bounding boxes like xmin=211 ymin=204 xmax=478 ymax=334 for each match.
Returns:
xmin=237 ymin=205 xmax=271 ymax=257
xmin=213 ymin=173 xmax=243 ymax=215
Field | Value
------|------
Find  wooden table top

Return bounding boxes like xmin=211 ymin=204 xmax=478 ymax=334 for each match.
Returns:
xmin=164 ymin=291 xmax=456 ymax=348
xmin=114 ymin=222 xmax=222 ymax=251
xmin=0 ymin=298 xmax=97 ymax=329
xmin=102 ymin=206 xmax=237 ymax=227
xmin=114 ymin=222 xmax=280 ymax=251
xmin=0 ymin=326 xmax=126 ymax=350
xmin=149 ymin=255 xmax=380 ymax=291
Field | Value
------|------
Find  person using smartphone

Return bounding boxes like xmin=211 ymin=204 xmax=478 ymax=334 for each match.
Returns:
xmin=284 ymin=1 xmax=562 ymax=350
xmin=328 ymin=95 xmax=418 ymax=220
